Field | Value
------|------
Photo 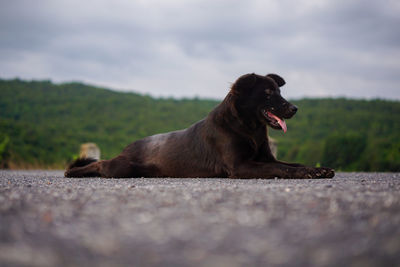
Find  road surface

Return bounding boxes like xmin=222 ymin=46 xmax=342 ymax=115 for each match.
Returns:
xmin=1 ymin=171 xmax=399 ymax=266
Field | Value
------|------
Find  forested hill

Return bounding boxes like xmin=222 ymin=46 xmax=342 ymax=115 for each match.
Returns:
xmin=0 ymin=78 xmax=399 ymax=171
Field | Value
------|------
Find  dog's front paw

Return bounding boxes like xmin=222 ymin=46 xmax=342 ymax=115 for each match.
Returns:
xmin=314 ymin=167 xmax=335 ymax=178
xmin=301 ymin=167 xmax=335 ymax=179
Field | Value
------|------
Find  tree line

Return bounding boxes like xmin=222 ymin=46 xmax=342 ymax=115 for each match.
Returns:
xmin=0 ymin=79 xmax=399 ymax=171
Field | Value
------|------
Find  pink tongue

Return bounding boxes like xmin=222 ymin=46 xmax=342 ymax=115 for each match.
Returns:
xmin=267 ymin=112 xmax=287 ymax=133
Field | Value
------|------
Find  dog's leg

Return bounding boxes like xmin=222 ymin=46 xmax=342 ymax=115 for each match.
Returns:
xmin=274 ymin=160 xmax=305 ymax=168
xmin=99 ymin=156 xmax=160 ymax=178
xmin=64 ymin=161 xmax=102 ymax=177
xmin=228 ymin=161 xmax=334 ymax=179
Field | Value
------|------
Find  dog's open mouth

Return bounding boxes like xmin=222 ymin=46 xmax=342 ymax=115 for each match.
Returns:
xmin=262 ymin=110 xmax=287 ymax=133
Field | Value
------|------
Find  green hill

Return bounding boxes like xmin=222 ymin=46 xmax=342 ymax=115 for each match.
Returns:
xmin=0 ymin=78 xmax=399 ymax=171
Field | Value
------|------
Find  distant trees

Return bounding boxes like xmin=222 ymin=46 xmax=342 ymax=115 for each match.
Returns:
xmin=0 ymin=135 xmax=10 ymax=168
xmin=322 ymin=133 xmax=367 ymax=171
xmin=0 ymin=78 xmax=399 ymax=171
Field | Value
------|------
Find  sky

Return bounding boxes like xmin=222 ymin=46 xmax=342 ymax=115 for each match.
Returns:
xmin=1 ymin=0 xmax=399 ymax=100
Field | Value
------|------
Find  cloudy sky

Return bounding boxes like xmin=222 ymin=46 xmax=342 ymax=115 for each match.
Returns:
xmin=1 ymin=0 xmax=399 ymax=100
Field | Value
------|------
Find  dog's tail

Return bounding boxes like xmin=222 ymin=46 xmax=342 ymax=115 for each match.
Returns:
xmin=65 ymin=158 xmax=98 ymax=177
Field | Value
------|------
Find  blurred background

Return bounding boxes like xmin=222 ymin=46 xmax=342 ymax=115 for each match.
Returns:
xmin=0 ymin=0 xmax=399 ymax=171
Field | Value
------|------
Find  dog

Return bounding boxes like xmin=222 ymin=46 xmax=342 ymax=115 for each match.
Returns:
xmin=65 ymin=73 xmax=335 ymax=179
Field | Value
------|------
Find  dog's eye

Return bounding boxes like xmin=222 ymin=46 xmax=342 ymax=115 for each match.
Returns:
xmin=265 ymin=89 xmax=273 ymax=95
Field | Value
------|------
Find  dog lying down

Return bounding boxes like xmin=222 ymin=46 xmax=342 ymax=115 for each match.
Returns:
xmin=65 ymin=73 xmax=335 ymax=179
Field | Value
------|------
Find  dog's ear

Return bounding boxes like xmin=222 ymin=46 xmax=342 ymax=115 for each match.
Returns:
xmin=232 ymin=73 xmax=257 ymax=93
xmin=266 ymin=73 xmax=285 ymax=87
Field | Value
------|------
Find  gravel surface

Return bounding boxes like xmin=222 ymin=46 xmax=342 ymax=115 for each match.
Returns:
xmin=1 ymin=171 xmax=400 ymax=267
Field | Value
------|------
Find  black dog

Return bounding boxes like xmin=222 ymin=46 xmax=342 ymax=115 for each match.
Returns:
xmin=65 ymin=73 xmax=334 ymax=179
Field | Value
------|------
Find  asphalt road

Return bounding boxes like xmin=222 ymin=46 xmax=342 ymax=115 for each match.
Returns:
xmin=1 ymin=171 xmax=399 ymax=267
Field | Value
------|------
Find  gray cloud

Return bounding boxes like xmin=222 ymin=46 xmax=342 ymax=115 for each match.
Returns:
xmin=1 ymin=0 xmax=399 ymax=99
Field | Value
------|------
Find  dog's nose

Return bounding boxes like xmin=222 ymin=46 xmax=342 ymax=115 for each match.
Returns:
xmin=290 ymin=105 xmax=298 ymax=114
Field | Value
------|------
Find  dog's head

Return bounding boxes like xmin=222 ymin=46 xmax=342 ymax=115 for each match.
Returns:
xmin=231 ymin=73 xmax=297 ymax=132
